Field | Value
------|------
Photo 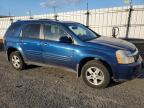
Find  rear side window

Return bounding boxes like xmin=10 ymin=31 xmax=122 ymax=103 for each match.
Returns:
xmin=5 ymin=23 xmax=21 ymax=36
xmin=22 ymin=24 xmax=40 ymax=39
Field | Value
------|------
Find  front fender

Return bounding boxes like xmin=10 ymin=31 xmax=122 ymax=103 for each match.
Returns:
xmin=75 ymin=48 xmax=116 ymax=66
xmin=73 ymin=46 xmax=117 ymax=77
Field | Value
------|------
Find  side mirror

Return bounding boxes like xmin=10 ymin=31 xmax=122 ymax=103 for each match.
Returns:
xmin=59 ymin=36 xmax=73 ymax=43
xmin=112 ymin=27 xmax=119 ymax=38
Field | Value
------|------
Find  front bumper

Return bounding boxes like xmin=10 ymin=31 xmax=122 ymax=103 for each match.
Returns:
xmin=113 ymin=56 xmax=143 ymax=82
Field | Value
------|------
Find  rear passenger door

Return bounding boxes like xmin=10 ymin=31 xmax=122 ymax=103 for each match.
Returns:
xmin=20 ymin=23 xmax=43 ymax=62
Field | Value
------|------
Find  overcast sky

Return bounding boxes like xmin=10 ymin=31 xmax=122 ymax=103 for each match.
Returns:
xmin=0 ymin=0 xmax=143 ymax=16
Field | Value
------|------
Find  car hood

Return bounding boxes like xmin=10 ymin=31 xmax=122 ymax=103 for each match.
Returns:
xmin=87 ymin=36 xmax=136 ymax=52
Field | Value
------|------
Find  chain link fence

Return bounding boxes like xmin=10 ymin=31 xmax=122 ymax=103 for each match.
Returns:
xmin=0 ymin=5 xmax=144 ymax=40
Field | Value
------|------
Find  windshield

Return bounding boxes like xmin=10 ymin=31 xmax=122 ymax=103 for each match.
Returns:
xmin=66 ymin=23 xmax=99 ymax=41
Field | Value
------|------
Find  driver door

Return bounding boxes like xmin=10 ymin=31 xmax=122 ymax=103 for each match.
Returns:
xmin=42 ymin=23 xmax=74 ymax=69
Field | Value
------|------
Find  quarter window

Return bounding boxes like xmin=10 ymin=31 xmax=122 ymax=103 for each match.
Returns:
xmin=22 ymin=24 xmax=40 ymax=39
xmin=5 ymin=24 xmax=21 ymax=36
xmin=43 ymin=24 xmax=67 ymax=41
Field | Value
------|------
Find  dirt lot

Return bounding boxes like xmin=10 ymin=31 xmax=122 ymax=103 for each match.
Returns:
xmin=0 ymin=50 xmax=144 ymax=108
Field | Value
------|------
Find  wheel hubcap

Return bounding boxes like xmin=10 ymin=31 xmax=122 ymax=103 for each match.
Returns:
xmin=86 ymin=67 xmax=104 ymax=85
xmin=11 ymin=55 xmax=20 ymax=68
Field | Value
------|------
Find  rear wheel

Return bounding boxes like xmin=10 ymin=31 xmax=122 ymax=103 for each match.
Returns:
xmin=10 ymin=51 xmax=25 ymax=70
xmin=82 ymin=60 xmax=110 ymax=88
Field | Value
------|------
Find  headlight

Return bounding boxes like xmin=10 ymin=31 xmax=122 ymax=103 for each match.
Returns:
xmin=116 ymin=50 xmax=135 ymax=64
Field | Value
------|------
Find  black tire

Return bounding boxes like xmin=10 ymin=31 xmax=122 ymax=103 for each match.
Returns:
xmin=10 ymin=51 xmax=25 ymax=70
xmin=81 ymin=60 xmax=110 ymax=89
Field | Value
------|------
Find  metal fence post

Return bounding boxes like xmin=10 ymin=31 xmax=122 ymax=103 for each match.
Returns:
xmin=126 ymin=5 xmax=133 ymax=38
xmin=53 ymin=7 xmax=58 ymax=20
xmin=10 ymin=18 xmax=13 ymax=24
xmin=54 ymin=14 xmax=58 ymax=20
xmin=85 ymin=1 xmax=90 ymax=27
xmin=86 ymin=11 xmax=90 ymax=27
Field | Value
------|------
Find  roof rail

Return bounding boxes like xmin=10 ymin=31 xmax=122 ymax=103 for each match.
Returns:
xmin=39 ymin=19 xmax=59 ymax=21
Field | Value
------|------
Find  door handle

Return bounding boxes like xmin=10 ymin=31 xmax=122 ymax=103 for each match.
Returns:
xmin=43 ymin=43 xmax=49 ymax=46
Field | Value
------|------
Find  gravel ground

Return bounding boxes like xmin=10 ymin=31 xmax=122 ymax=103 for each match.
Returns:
xmin=0 ymin=50 xmax=144 ymax=108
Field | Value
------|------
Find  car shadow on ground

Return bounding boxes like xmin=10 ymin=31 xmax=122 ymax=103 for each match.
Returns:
xmin=137 ymin=69 xmax=144 ymax=79
xmin=108 ymin=81 xmax=121 ymax=87
xmin=0 ymin=44 xmax=3 ymax=52
xmin=15 ymin=62 xmax=144 ymax=88
xmin=25 ymin=65 xmax=41 ymax=70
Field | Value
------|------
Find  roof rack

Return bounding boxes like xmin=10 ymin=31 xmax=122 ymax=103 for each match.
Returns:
xmin=38 ymin=19 xmax=59 ymax=21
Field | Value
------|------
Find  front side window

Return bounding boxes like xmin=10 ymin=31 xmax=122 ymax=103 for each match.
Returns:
xmin=22 ymin=24 xmax=40 ymax=39
xmin=66 ymin=23 xmax=99 ymax=41
xmin=43 ymin=24 xmax=67 ymax=41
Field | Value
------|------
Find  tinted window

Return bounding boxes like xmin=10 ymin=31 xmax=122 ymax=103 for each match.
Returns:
xmin=44 ymin=24 xmax=67 ymax=41
xmin=5 ymin=24 xmax=21 ymax=36
xmin=22 ymin=24 xmax=40 ymax=39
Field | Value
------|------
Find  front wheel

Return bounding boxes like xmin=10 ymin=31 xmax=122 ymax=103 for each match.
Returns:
xmin=82 ymin=60 xmax=110 ymax=89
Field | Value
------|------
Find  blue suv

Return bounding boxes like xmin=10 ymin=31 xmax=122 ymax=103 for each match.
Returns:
xmin=4 ymin=19 xmax=142 ymax=88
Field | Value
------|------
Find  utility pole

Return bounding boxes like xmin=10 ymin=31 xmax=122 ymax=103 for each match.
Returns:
xmin=85 ymin=0 xmax=90 ymax=27
xmin=125 ymin=0 xmax=133 ymax=38
xmin=53 ymin=6 xmax=58 ymax=20
xmin=27 ymin=10 xmax=33 ymax=19
xmin=9 ymin=11 xmax=13 ymax=24
xmin=29 ymin=10 xmax=33 ymax=19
